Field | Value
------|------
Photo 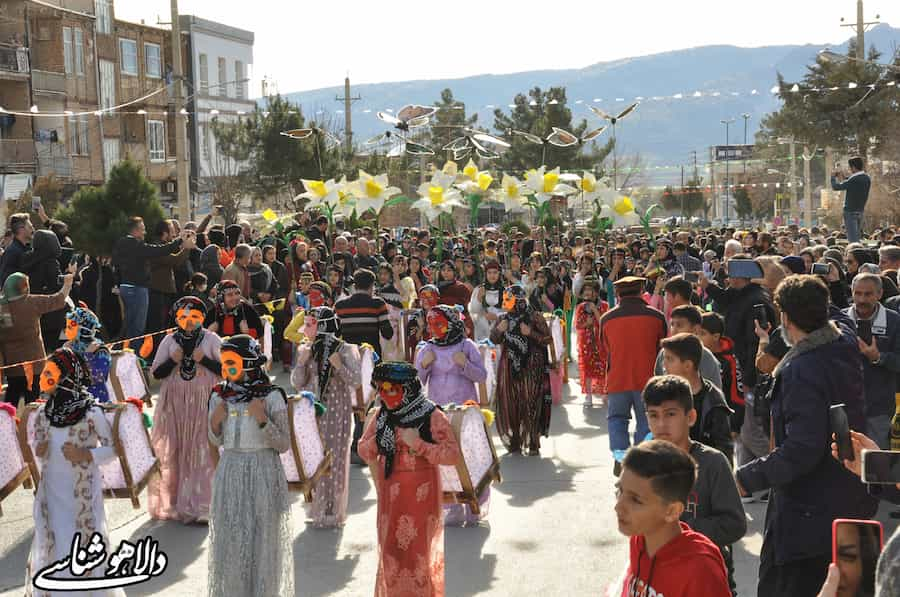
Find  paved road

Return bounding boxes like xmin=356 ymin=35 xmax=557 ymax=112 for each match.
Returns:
xmin=2 ymin=362 xmax=896 ymax=596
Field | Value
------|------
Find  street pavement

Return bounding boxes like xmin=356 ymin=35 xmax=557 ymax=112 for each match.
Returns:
xmin=1 ymin=361 xmax=897 ymax=596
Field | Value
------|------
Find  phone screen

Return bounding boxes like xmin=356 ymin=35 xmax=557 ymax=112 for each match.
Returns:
xmin=829 ymin=404 xmax=854 ymax=462
xmin=832 ymin=519 xmax=883 ymax=597
xmin=753 ymin=304 xmax=769 ymax=330
xmin=857 ymin=319 xmax=873 ymax=345
xmin=862 ymin=450 xmax=900 ymax=484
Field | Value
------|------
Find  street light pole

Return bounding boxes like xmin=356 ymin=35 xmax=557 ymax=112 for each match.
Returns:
xmin=170 ymin=0 xmax=190 ymax=221
xmin=721 ymin=118 xmax=735 ymax=223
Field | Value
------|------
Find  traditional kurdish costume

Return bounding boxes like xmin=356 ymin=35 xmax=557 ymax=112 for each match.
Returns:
xmin=63 ymin=306 xmax=111 ymax=403
xmin=359 ymin=362 xmax=461 ymax=597
xmin=291 ymin=306 xmax=361 ymax=528
xmin=490 ymin=285 xmax=552 ymax=455
xmin=377 ymin=268 xmax=405 ymax=361
xmin=573 ymin=277 xmax=609 ymax=405
xmin=207 ymin=335 xmax=293 ymax=597
xmin=26 ymin=348 xmax=124 ymax=597
xmin=148 ymin=297 xmax=222 ymax=522
xmin=468 ymin=261 xmax=505 ymax=342
xmin=204 ymin=280 xmax=265 ymax=339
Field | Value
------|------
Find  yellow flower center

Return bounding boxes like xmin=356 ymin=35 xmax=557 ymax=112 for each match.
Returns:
xmin=308 ymin=180 xmax=327 ymax=197
xmin=614 ymin=196 xmax=634 ymax=216
xmin=506 ymin=184 xmax=519 ymax=198
xmin=365 ymin=179 xmax=383 ymax=198
xmin=428 ymin=186 xmax=445 ymax=206
xmin=581 ymin=177 xmax=596 ymax=192
xmin=477 ymin=172 xmax=493 ymax=191
xmin=543 ymin=172 xmax=559 ymax=193
xmin=463 ymin=164 xmax=478 ymax=180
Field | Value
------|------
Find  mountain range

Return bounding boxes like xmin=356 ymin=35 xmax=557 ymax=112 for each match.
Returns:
xmin=279 ymin=24 xmax=899 ymax=184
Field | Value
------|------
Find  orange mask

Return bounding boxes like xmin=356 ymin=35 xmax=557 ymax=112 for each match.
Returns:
xmin=426 ymin=310 xmax=449 ymax=339
xmin=502 ymin=291 xmax=518 ymax=311
xmin=379 ymin=381 xmax=404 ymax=410
xmin=175 ymin=305 xmax=205 ymax=332
xmin=64 ymin=318 xmax=79 ymax=341
xmin=420 ymin=290 xmax=439 ymax=310
xmin=220 ymin=350 xmax=244 ymax=381
xmin=40 ymin=361 xmax=62 ymax=394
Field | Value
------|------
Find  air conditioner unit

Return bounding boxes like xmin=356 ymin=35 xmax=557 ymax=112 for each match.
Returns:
xmin=165 ymin=181 xmax=175 ymax=193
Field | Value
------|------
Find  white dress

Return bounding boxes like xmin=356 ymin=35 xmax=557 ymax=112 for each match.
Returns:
xmin=468 ymin=286 xmax=504 ymax=342
xmin=27 ymin=405 xmax=124 ymax=597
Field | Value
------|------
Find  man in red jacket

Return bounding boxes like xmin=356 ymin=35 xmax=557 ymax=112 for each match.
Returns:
xmin=615 ymin=440 xmax=731 ymax=597
xmin=601 ymin=276 xmax=667 ymax=475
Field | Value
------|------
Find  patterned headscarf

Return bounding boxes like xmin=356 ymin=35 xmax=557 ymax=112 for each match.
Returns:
xmin=66 ymin=306 xmax=101 ymax=353
xmin=43 ymin=347 xmax=95 ymax=427
xmin=214 ymin=280 xmax=242 ymax=317
xmin=310 ymin=306 xmax=343 ymax=397
xmin=172 ymin=296 xmax=207 ymax=381
xmin=426 ymin=305 xmax=466 ymax=347
xmin=371 ymin=361 xmax=437 ymax=478
xmin=502 ymin=285 xmax=532 ymax=373
xmin=215 ymin=334 xmax=276 ymax=403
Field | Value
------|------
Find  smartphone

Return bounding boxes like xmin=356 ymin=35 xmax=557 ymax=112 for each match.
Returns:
xmin=861 ymin=450 xmax=900 ymax=484
xmin=811 ymin=262 xmax=830 ymax=276
xmin=684 ymin=271 xmax=700 ymax=284
xmin=830 ymin=403 xmax=854 ymax=462
xmin=726 ymin=259 xmax=764 ymax=280
xmin=857 ymin=319 xmax=873 ymax=345
xmin=832 ymin=518 xmax=883 ymax=597
xmin=753 ymin=303 xmax=769 ymax=330
xmin=31 ymin=195 xmax=42 ymax=213
xmin=58 ymin=247 xmax=74 ymax=270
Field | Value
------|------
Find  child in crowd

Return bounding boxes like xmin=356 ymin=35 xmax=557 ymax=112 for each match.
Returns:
xmin=643 ymin=375 xmax=747 ymax=594
xmin=574 ymin=277 xmax=608 ymax=407
xmin=698 ymin=311 xmax=746 ymax=436
xmin=614 ymin=439 xmax=732 ymax=597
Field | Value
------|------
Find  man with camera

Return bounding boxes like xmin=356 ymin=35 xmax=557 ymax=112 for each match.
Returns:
xmin=831 ymin=157 xmax=871 ymax=243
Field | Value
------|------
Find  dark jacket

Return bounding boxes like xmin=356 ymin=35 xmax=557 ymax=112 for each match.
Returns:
xmin=737 ymin=322 xmax=879 ymax=565
xmin=690 ymin=379 xmax=734 ymax=464
xmin=199 ymin=245 xmax=224 ymax=287
xmin=843 ymin=303 xmax=900 ymax=419
xmin=705 ymin=281 xmax=775 ymax=390
xmin=0 ymin=238 xmax=28 ymax=284
xmin=831 ymin=172 xmax=871 ymax=212
xmin=684 ymin=440 xmax=747 ymax=549
xmin=23 ymin=230 xmax=68 ymax=350
xmin=112 ymin=235 xmax=182 ymax=287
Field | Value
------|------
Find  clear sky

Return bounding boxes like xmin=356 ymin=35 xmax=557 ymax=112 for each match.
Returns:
xmin=114 ymin=0 xmax=899 ymax=96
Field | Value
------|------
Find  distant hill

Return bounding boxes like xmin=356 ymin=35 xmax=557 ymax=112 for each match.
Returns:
xmin=277 ymin=24 xmax=899 ymax=183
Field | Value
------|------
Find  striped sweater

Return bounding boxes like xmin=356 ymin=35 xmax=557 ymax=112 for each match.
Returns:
xmin=335 ymin=292 xmax=394 ymax=357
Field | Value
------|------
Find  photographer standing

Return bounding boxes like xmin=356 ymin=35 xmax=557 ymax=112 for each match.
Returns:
xmin=831 ymin=157 xmax=871 ymax=243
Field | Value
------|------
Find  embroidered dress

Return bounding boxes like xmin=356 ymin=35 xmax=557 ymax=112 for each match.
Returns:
xmin=574 ymin=301 xmax=608 ymax=394
xmin=82 ymin=349 xmax=111 ymax=403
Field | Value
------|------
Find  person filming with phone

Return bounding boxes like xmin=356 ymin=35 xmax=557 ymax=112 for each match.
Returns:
xmin=843 ymin=273 xmax=900 ymax=449
xmin=831 ymin=157 xmax=871 ymax=244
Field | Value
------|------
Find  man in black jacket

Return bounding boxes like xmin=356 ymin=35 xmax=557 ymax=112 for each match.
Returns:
xmin=831 ymin=156 xmax=871 ymax=243
xmin=112 ymin=217 xmax=187 ymax=348
xmin=0 ymin=213 xmax=34 ymax=284
xmin=737 ymin=275 xmax=878 ymax=597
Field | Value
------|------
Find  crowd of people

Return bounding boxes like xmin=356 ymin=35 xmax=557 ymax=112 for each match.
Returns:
xmin=1 ymin=200 xmax=899 ymax=597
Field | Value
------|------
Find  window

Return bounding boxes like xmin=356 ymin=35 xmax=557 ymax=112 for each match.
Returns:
xmin=102 ymin=138 xmax=120 ymax=180
xmin=63 ymin=27 xmax=73 ymax=74
xmin=217 ymin=57 xmax=227 ymax=97
xmin=119 ymin=38 xmax=137 ymax=75
xmin=144 ymin=43 xmax=160 ymax=78
xmin=69 ymin=116 xmax=89 ymax=155
xmin=198 ymin=53 xmax=208 ymax=94
xmin=95 ymin=0 xmax=111 ymax=34
xmin=199 ymin=123 xmax=210 ymax=159
xmin=148 ymin=120 xmax=165 ymax=162
xmin=234 ymin=60 xmax=245 ymax=99
xmin=99 ymin=59 xmax=115 ymax=109
xmin=74 ymin=28 xmax=84 ymax=75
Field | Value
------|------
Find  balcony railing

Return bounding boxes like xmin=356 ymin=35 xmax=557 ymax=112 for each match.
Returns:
xmin=31 ymin=69 xmax=66 ymax=94
xmin=35 ymin=142 xmax=72 ymax=178
xmin=0 ymin=139 xmax=36 ymax=173
xmin=0 ymin=44 xmax=29 ymax=76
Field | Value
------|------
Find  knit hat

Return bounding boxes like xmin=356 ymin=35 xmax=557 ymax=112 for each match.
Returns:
xmin=780 ymin=256 xmax=806 ymax=275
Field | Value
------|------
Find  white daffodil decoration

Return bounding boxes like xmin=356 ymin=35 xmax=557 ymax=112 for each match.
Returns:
xmin=297 ymin=178 xmax=341 ymax=208
xmin=577 ymin=171 xmax=602 ymax=205
xmin=523 ymin=166 xmax=578 ymax=204
xmin=494 ymin=174 xmax=528 ymax=213
xmin=456 ymin=159 xmax=494 ymax=196
xmin=412 ymin=172 xmax=463 ymax=222
xmin=599 ymin=194 xmax=640 ymax=228
xmin=351 ymin=170 xmax=400 ymax=216
xmin=331 ymin=176 xmax=357 ymax=218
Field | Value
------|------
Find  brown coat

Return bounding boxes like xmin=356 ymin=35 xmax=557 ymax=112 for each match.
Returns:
xmin=0 ymin=290 xmax=68 ymax=376
xmin=222 ymin=262 xmax=250 ymax=297
xmin=149 ymin=248 xmax=190 ymax=294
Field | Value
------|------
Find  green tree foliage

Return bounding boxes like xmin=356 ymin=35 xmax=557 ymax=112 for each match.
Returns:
xmin=759 ymin=41 xmax=899 ymax=158
xmin=660 ymin=177 xmax=706 ymax=217
xmin=429 ymin=88 xmax=479 ymax=167
xmin=492 ymin=87 xmax=614 ymax=173
xmin=733 ymin=187 xmax=753 ymax=220
xmin=56 ymin=159 xmax=164 ymax=256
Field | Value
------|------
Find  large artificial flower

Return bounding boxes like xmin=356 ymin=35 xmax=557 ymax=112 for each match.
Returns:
xmin=456 ymin=159 xmax=494 ymax=195
xmin=523 ymin=166 xmax=577 ymax=205
xmin=297 ymin=178 xmax=341 ymax=207
xmin=350 ymin=170 xmax=400 ymax=215
xmin=493 ymin=175 xmax=528 ymax=213
xmin=599 ymin=194 xmax=639 ymax=228
xmin=412 ymin=172 xmax=463 ymax=222
xmin=331 ymin=176 xmax=357 ymax=217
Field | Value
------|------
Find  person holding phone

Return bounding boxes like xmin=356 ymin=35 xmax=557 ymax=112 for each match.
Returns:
xmin=843 ymin=273 xmax=900 ymax=449
xmin=831 ymin=157 xmax=871 ymax=243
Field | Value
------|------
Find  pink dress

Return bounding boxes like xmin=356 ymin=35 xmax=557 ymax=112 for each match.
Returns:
xmin=148 ymin=331 xmax=222 ymax=522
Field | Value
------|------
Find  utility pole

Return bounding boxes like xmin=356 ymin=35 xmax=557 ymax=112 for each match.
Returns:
xmin=841 ymin=0 xmax=880 ymax=61
xmin=788 ymin=138 xmax=798 ymax=224
xmin=741 ymin=113 xmax=751 ymax=176
xmin=681 ymin=165 xmax=685 ymax=222
xmin=335 ymin=76 xmax=360 ymax=154
xmin=170 ymin=0 xmax=190 ymax=221
xmin=802 ymin=145 xmax=816 ymax=227
xmin=721 ymin=118 xmax=735 ymax=224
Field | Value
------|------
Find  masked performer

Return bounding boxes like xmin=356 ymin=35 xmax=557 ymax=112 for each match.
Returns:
xmin=207 ymin=335 xmax=293 ymax=597
xmin=490 ymin=285 xmax=552 ymax=455
xmin=359 ymin=362 xmax=461 ymax=597
xmin=291 ymin=306 xmax=361 ymax=528
xmin=377 ymin=264 xmax=405 ymax=361
xmin=436 ymin=260 xmax=474 ymax=338
xmin=27 ymin=347 xmax=124 ymax=597
xmin=573 ymin=277 xmax=608 ymax=407
xmin=63 ymin=306 xmax=111 ymax=403
xmin=205 ymin=280 xmax=264 ymax=340
xmin=284 ymin=280 xmax=332 ymax=346
xmin=468 ymin=260 xmax=505 ymax=342
xmin=148 ymin=297 xmax=222 ymax=522
xmin=404 ymin=284 xmax=440 ymax=360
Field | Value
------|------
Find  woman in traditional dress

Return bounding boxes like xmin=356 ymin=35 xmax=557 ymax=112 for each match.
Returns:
xmin=291 ymin=306 xmax=361 ymax=528
xmin=205 ymin=280 xmax=265 ymax=340
xmin=490 ymin=285 xmax=552 ymax=455
xmin=63 ymin=306 xmax=111 ymax=403
xmin=359 ymin=361 xmax=461 ymax=597
xmin=149 ymin=297 xmax=222 ymax=522
xmin=376 ymin=264 xmax=405 ymax=361
xmin=468 ymin=260 xmax=504 ymax=342
xmin=207 ymin=335 xmax=293 ymax=597
xmin=27 ymin=347 xmax=124 ymax=597
xmin=573 ymin=277 xmax=608 ymax=408
xmin=436 ymin=260 xmax=474 ymax=338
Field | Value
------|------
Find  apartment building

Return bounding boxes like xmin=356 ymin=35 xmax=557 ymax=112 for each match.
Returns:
xmin=179 ymin=14 xmax=254 ymax=213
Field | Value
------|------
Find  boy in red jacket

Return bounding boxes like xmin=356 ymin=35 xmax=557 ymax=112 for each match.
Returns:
xmin=615 ymin=440 xmax=731 ymax=597
xmin=698 ymin=311 xmax=745 ymax=435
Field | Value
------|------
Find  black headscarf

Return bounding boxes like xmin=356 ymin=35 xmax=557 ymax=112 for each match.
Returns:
xmin=43 ymin=347 xmax=95 ymax=428
xmin=502 ymin=285 xmax=532 ymax=373
xmin=172 ymin=296 xmax=207 ymax=381
xmin=426 ymin=305 xmax=466 ymax=347
xmin=437 ymin=260 xmax=457 ymax=292
xmin=214 ymin=334 xmax=279 ymax=404
xmin=372 ymin=361 xmax=437 ymax=478
xmin=310 ymin=306 xmax=343 ymax=397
